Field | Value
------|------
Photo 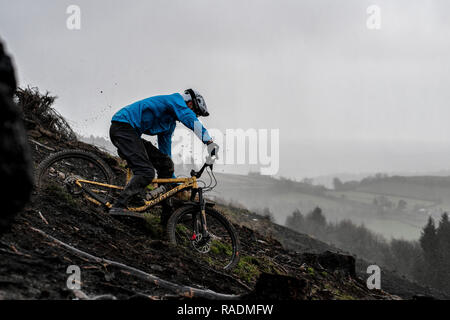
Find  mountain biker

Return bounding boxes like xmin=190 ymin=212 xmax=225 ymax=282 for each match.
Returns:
xmin=109 ymin=89 xmax=219 ymax=221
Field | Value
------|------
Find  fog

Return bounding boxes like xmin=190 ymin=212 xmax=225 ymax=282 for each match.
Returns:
xmin=1 ymin=0 xmax=450 ymax=181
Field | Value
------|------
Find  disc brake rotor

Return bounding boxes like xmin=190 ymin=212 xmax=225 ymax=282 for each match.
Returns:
xmin=191 ymin=233 xmax=211 ymax=253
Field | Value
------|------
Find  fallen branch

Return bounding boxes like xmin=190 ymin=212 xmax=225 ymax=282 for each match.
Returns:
xmin=29 ymin=139 xmax=56 ymax=151
xmin=31 ymin=227 xmax=241 ymax=300
xmin=37 ymin=127 xmax=59 ymax=140
xmin=200 ymin=263 xmax=252 ymax=292
xmin=267 ymin=256 xmax=289 ymax=275
xmin=72 ymin=289 xmax=117 ymax=300
xmin=0 ymin=248 xmax=31 ymax=258
xmin=37 ymin=211 xmax=49 ymax=225
xmin=0 ymin=241 xmax=32 ymax=258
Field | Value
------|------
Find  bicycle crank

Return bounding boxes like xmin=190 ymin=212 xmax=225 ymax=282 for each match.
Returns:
xmin=63 ymin=174 xmax=84 ymax=195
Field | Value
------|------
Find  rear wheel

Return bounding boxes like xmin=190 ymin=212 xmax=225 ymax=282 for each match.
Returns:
xmin=167 ymin=205 xmax=240 ymax=270
xmin=35 ymin=150 xmax=115 ymax=205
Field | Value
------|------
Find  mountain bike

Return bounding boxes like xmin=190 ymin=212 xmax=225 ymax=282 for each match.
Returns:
xmin=35 ymin=150 xmax=240 ymax=270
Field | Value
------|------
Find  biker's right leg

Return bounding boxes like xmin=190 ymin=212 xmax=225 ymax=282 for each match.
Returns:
xmin=141 ymin=139 xmax=175 ymax=225
xmin=111 ymin=175 xmax=151 ymax=211
xmin=109 ymin=121 xmax=155 ymax=214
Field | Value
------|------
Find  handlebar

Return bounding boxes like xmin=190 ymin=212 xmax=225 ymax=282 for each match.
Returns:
xmin=190 ymin=155 xmax=217 ymax=179
xmin=190 ymin=163 xmax=211 ymax=179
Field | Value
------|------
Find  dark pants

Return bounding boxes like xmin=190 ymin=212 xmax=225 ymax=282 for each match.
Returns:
xmin=109 ymin=121 xmax=174 ymax=208
xmin=110 ymin=121 xmax=174 ymax=180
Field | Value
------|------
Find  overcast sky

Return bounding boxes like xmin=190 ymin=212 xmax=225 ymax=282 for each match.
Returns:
xmin=1 ymin=0 xmax=450 ymax=179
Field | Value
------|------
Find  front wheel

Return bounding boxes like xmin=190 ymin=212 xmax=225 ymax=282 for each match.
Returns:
xmin=167 ymin=205 xmax=240 ymax=271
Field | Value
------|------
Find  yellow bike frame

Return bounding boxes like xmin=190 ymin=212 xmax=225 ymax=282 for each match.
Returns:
xmin=75 ymin=168 xmax=199 ymax=213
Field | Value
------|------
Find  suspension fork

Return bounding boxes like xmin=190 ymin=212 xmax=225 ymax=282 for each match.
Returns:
xmin=191 ymin=188 xmax=209 ymax=238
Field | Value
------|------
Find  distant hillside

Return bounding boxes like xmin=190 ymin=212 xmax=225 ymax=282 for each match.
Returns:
xmin=356 ymin=175 xmax=450 ymax=202
xmin=192 ymin=170 xmax=450 ymax=241
xmin=313 ymin=170 xmax=450 ymax=189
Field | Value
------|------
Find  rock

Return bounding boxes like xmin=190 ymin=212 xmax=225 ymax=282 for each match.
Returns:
xmin=301 ymin=251 xmax=356 ymax=278
xmin=243 ymin=273 xmax=309 ymax=300
xmin=0 ymin=38 xmax=33 ymax=234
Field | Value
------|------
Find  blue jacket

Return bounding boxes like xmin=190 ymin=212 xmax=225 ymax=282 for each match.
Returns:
xmin=112 ymin=93 xmax=212 ymax=157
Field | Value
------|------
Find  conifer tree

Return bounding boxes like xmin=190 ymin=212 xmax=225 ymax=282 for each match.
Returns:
xmin=436 ymin=213 xmax=450 ymax=290
xmin=419 ymin=216 xmax=439 ymax=287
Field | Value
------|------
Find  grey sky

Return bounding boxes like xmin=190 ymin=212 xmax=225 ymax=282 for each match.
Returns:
xmin=1 ymin=0 xmax=450 ymax=179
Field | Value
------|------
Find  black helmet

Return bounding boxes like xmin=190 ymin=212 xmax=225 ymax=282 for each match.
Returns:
xmin=184 ymin=89 xmax=209 ymax=117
